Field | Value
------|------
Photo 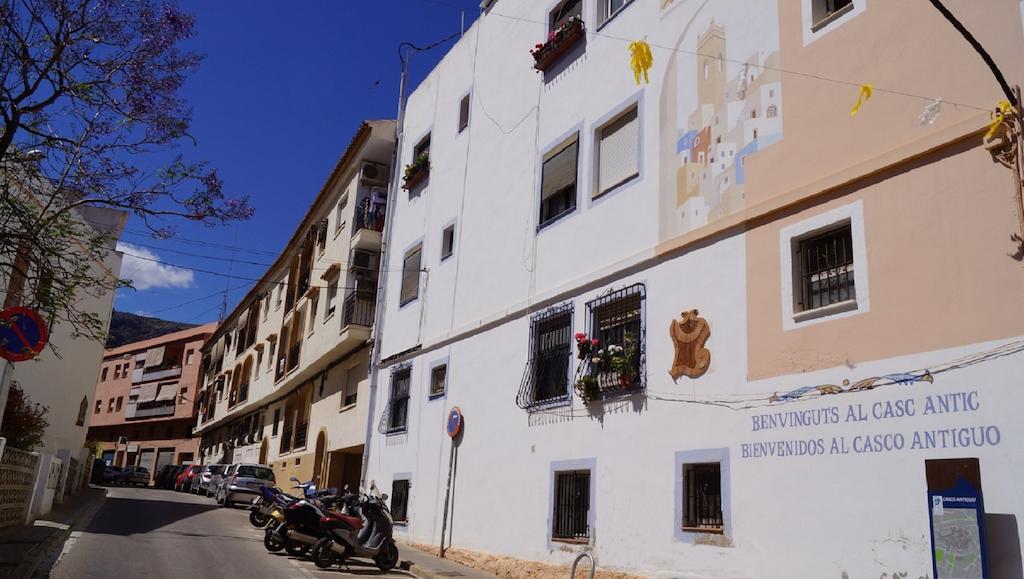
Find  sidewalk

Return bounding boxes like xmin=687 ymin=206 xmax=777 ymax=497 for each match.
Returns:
xmin=399 ymin=541 xmax=499 ymax=579
xmin=0 ymin=485 xmax=107 ymax=579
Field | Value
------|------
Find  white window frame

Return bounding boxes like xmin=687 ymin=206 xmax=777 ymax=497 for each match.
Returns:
xmin=780 ymin=200 xmax=869 ymax=330
xmin=596 ymin=0 xmax=633 ymax=29
xmin=801 ymin=0 xmax=865 ymax=45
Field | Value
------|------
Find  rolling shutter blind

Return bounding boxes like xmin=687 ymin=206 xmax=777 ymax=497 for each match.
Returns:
xmin=400 ymin=247 xmax=421 ymax=303
xmin=154 ymin=383 xmax=178 ymax=401
xmin=137 ymin=383 xmax=160 ymax=403
xmin=597 ymin=106 xmax=639 ymax=195
xmin=541 ymin=139 xmax=578 ymax=201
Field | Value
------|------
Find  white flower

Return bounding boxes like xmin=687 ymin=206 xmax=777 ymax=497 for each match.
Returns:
xmin=591 ymin=357 xmax=601 ymax=364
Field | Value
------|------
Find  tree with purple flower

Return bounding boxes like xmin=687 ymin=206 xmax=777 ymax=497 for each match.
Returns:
xmin=0 ymin=0 xmax=253 ymax=344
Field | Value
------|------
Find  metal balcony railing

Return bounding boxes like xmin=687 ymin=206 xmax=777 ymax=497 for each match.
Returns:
xmin=352 ymin=197 xmax=385 ymax=234
xmin=342 ymin=291 xmax=375 ymax=328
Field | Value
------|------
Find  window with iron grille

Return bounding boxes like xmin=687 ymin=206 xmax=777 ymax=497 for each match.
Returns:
xmin=539 ymin=136 xmax=578 ymax=228
xmin=516 ymin=305 xmax=572 ymax=409
xmin=391 ymin=479 xmax=410 ymax=523
xmin=429 ymin=364 xmax=447 ymax=398
xmin=794 ymin=223 xmax=855 ymax=312
xmin=388 ymin=368 xmax=411 ymax=432
xmin=552 ymin=470 xmax=590 ymax=542
xmin=586 ymin=284 xmax=645 ymax=395
xmin=683 ymin=463 xmax=723 ymax=532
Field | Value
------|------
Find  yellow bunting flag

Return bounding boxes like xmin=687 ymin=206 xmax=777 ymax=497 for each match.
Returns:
xmin=984 ymin=99 xmax=1015 ymax=141
xmin=850 ymin=84 xmax=873 ymax=116
xmin=628 ymin=40 xmax=653 ymax=85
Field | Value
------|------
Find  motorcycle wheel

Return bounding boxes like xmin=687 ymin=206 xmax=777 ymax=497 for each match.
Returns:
xmin=263 ymin=528 xmax=285 ymax=552
xmin=311 ymin=537 xmax=339 ymax=569
xmin=249 ymin=509 xmax=269 ymax=528
xmin=374 ymin=540 xmax=399 ymax=571
xmin=284 ymin=539 xmax=309 ymax=558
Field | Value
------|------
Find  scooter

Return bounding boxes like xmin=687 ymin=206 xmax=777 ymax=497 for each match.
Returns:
xmin=263 ymin=485 xmax=339 ymax=558
xmin=310 ymin=482 xmax=400 ymax=572
xmin=249 ymin=478 xmax=316 ymax=528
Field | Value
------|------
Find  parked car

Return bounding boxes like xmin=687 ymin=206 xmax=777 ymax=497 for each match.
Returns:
xmin=208 ymin=463 xmax=237 ymax=498
xmin=174 ymin=464 xmax=200 ymax=492
xmin=101 ymin=466 xmax=131 ymax=485
xmin=215 ymin=463 xmax=274 ymax=507
xmin=125 ymin=466 xmax=151 ymax=486
xmin=155 ymin=464 xmax=179 ymax=489
xmin=190 ymin=464 xmax=224 ymax=495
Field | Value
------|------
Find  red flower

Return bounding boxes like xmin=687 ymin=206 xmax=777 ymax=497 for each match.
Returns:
xmin=591 ymin=338 xmax=600 ymax=347
xmin=575 ymin=332 xmax=586 ymax=341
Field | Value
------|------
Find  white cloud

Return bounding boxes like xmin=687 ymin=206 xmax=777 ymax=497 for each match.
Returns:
xmin=116 ymin=242 xmax=194 ymax=291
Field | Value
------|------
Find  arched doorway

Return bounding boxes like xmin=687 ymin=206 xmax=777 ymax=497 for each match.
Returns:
xmin=258 ymin=437 xmax=268 ymax=465
xmin=312 ymin=431 xmax=327 ymax=484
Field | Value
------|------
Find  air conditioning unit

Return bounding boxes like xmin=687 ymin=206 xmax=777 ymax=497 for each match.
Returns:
xmin=360 ymin=161 xmax=389 ymax=187
xmin=350 ymin=249 xmax=378 ymax=276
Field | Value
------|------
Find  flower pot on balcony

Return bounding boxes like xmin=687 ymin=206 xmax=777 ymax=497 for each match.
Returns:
xmin=532 ymin=18 xmax=585 ymax=73
xmin=402 ymin=165 xmax=429 ymax=190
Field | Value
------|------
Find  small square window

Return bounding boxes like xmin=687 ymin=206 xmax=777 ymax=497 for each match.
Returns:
xmin=116 ymin=396 xmax=123 ymax=412
xmin=597 ymin=0 xmax=632 ymax=27
xmin=458 ymin=94 xmax=470 ymax=133
xmin=430 ymin=364 xmax=447 ymax=398
xmin=550 ymin=0 xmax=581 ymax=30
xmin=682 ymin=463 xmax=723 ymax=532
xmin=441 ymin=225 xmax=455 ymax=261
xmin=391 ymin=479 xmax=410 ymax=524
xmin=400 ymin=245 xmax=422 ymax=306
xmin=794 ymin=223 xmax=855 ymax=312
xmin=108 ymin=398 xmax=114 ymax=412
xmin=101 ymin=367 xmax=108 ymax=381
xmin=552 ymin=470 xmax=590 ymax=541
xmin=95 ymin=400 xmax=101 ymax=414
xmin=811 ymin=0 xmax=854 ymax=32
xmin=539 ymin=136 xmax=579 ymax=228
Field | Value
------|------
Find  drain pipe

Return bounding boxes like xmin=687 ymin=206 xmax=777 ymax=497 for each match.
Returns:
xmin=360 ymin=45 xmax=412 ymax=489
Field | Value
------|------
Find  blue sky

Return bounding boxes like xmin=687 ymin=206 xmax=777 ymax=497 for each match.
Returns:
xmin=113 ymin=0 xmax=480 ymax=324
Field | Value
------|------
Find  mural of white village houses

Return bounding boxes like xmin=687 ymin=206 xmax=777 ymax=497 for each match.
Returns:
xmin=659 ymin=5 xmax=783 ymax=240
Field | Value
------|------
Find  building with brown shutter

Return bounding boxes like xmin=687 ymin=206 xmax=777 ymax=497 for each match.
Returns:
xmin=87 ymin=323 xmax=215 ymax=483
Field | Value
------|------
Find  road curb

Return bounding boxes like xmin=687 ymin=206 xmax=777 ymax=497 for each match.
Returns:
xmin=10 ymin=487 xmax=108 ymax=579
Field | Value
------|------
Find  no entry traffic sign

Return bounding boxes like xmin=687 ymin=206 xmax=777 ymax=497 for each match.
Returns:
xmin=446 ymin=407 xmax=463 ymax=439
xmin=0 ymin=307 xmax=49 ymax=362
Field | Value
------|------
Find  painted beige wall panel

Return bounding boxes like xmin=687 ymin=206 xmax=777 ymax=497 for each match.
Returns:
xmin=745 ymin=0 xmax=1024 ymax=208
xmin=746 ymin=137 xmax=1024 ymax=380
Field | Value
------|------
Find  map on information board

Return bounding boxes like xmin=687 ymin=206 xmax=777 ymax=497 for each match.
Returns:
xmin=933 ymin=508 xmax=984 ymax=579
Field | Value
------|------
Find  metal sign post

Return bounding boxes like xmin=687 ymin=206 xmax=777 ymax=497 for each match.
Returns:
xmin=439 ymin=407 xmax=463 ymax=558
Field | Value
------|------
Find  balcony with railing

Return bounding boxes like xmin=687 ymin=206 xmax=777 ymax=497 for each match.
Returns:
xmin=343 ymin=291 xmax=375 ymax=328
xmin=140 ymin=366 xmax=182 ymax=383
xmin=132 ymin=400 xmax=176 ymax=419
xmin=351 ymin=197 xmax=385 ymax=251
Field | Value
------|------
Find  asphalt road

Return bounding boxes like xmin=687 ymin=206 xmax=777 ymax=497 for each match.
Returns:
xmin=49 ymin=486 xmax=414 ymax=579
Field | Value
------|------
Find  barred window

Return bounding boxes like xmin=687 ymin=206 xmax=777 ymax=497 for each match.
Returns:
xmin=388 ymin=368 xmax=411 ymax=432
xmin=795 ymin=223 xmax=855 ymax=312
xmin=683 ymin=463 xmax=723 ymax=532
xmin=552 ymin=470 xmax=590 ymax=542
xmin=517 ymin=305 xmax=573 ymax=408
xmin=391 ymin=479 xmax=410 ymax=523
xmin=586 ymin=284 xmax=645 ymax=395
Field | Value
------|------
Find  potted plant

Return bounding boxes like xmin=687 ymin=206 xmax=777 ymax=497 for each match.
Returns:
xmin=530 ymin=16 xmax=585 ymax=73
xmin=574 ymin=374 xmax=600 ymax=403
xmin=402 ymin=151 xmax=430 ymax=190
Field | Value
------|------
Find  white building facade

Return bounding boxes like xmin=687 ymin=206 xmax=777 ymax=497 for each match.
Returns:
xmin=364 ymin=1 xmax=1024 ymax=578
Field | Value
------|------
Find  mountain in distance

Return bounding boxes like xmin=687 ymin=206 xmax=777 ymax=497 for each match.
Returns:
xmin=105 ymin=310 xmax=198 ymax=349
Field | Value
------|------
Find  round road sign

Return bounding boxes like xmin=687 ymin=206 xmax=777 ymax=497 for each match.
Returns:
xmin=0 ymin=307 xmax=49 ymax=362
xmin=446 ymin=407 xmax=463 ymax=439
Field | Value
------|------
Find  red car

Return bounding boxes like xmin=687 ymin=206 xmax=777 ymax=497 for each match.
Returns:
xmin=174 ymin=465 xmax=200 ymax=492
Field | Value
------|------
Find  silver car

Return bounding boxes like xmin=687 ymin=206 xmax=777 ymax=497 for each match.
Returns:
xmin=207 ymin=463 xmax=235 ymax=497
xmin=190 ymin=464 xmax=224 ymax=494
xmin=214 ymin=463 xmax=274 ymax=507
